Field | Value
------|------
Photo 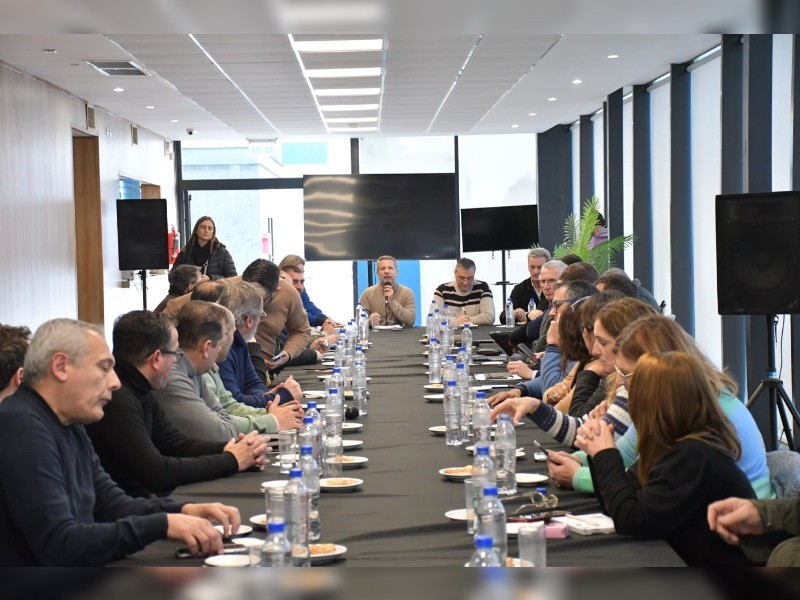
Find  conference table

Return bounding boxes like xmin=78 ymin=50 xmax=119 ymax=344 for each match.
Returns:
xmin=118 ymin=326 xmax=684 ymax=567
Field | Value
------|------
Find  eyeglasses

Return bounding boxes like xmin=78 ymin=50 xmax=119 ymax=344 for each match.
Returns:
xmin=614 ymin=364 xmax=634 ymax=388
xmin=551 ymin=299 xmax=574 ymax=311
xmin=569 ymin=296 xmax=592 ymax=312
xmin=160 ymin=348 xmax=184 ymax=363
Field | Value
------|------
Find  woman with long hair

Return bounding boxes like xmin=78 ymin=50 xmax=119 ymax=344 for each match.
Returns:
xmin=575 ymin=351 xmax=757 ymax=566
xmin=173 ymin=216 xmax=237 ymax=280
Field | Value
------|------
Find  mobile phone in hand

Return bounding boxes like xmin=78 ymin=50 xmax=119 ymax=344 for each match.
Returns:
xmin=174 ymin=542 xmax=247 ymax=559
xmin=270 ymin=351 xmax=286 ymax=362
xmin=532 ymin=440 xmax=550 ymax=461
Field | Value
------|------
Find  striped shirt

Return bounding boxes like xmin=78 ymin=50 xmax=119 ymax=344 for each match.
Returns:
xmin=432 ymin=280 xmax=495 ymax=325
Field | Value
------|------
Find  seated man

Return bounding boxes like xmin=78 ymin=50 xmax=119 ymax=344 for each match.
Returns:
xmin=508 ymin=259 xmax=567 ymax=353
xmin=244 ymin=259 xmax=311 ymax=373
xmin=279 ymin=254 xmax=338 ymax=331
xmin=0 ymin=324 xmax=30 ymax=402
xmin=154 ymin=264 xmax=202 ymax=314
xmin=0 ymin=318 xmax=241 ymax=565
xmin=162 ymin=279 xmax=227 ymax=317
xmin=87 ymin=310 xmax=271 ymax=498
xmin=154 ymin=301 xmax=296 ymax=444
xmin=433 ymin=257 xmax=495 ymax=325
xmin=359 ymin=255 xmax=416 ymax=327
xmin=500 ymin=247 xmax=551 ymax=324
xmin=595 ymin=267 xmax=660 ymax=311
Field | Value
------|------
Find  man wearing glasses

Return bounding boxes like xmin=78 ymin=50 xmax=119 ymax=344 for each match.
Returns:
xmin=433 ymin=257 xmax=496 ymax=325
xmin=88 ymin=310 xmax=270 ymax=498
xmin=500 ymin=247 xmax=552 ymax=325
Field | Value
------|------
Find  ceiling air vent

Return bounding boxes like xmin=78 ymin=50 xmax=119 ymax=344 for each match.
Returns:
xmin=85 ymin=104 xmax=96 ymax=130
xmin=85 ymin=60 xmax=149 ymax=77
xmin=131 ymin=125 xmax=138 ymax=146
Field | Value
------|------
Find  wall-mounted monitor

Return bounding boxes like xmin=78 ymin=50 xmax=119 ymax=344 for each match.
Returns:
xmin=460 ymin=205 xmax=539 ymax=252
xmin=303 ymin=173 xmax=458 ymax=261
xmin=116 ymin=198 xmax=169 ymax=270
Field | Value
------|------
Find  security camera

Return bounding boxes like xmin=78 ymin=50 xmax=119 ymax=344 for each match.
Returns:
xmin=186 ymin=128 xmax=195 ymax=136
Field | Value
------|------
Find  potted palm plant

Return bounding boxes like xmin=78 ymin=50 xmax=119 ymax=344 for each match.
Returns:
xmin=551 ymin=197 xmax=635 ymax=272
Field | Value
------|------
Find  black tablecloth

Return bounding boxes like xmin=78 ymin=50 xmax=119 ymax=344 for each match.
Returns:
xmin=117 ymin=327 xmax=684 ymax=566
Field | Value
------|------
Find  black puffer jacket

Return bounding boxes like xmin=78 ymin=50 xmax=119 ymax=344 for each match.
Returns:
xmin=174 ymin=244 xmax=237 ymax=280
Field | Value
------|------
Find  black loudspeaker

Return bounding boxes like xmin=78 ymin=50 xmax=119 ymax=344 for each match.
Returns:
xmin=716 ymin=192 xmax=800 ymax=315
xmin=116 ymin=199 xmax=169 ymax=270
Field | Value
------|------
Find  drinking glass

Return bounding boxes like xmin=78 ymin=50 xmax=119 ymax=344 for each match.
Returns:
xmin=278 ymin=430 xmax=298 ymax=473
xmin=518 ymin=523 xmax=547 ymax=567
xmin=464 ymin=478 xmax=478 ymax=535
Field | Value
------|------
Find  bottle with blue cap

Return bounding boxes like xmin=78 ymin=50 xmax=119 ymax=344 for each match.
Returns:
xmin=476 ymin=485 xmax=507 ymax=564
xmin=304 ymin=401 xmax=323 ymax=472
xmin=444 ymin=380 xmax=463 ymax=446
xmin=456 ymin=346 xmax=470 ymax=379
xmin=298 ymin=445 xmax=321 ymax=541
xmin=494 ymin=414 xmax=517 ymax=495
xmin=462 ymin=324 xmax=473 ymax=359
xmin=443 ymin=354 xmax=456 ymax=383
xmin=428 ymin=337 xmax=442 ymax=384
xmin=284 ymin=468 xmax=310 ymax=567
xmin=257 ymin=519 xmax=292 ymax=566
xmin=353 ymin=356 xmax=368 ymax=416
xmin=465 ymin=535 xmax=501 ymax=567
xmin=328 ymin=367 xmax=344 ymax=399
xmin=472 ymin=391 xmax=491 ymax=443
xmin=455 ymin=362 xmax=470 ymax=438
xmin=299 ymin=415 xmax=319 ymax=469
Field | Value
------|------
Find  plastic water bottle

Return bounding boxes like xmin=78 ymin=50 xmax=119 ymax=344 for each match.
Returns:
xmin=433 ymin=308 xmax=441 ymax=336
xmin=494 ymin=415 xmax=517 ymax=495
xmin=353 ymin=359 xmax=368 ymax=415
xmin=441 ymin=320 xmax=452 ymax=351
xmin=326 ymin=388 xmax=343 ymax=420
xmin=462 ymin=324 xmax=473 ymax=360
xmin=284 ymin=468 xmax=310 ymax=567
xmin=504 ymin=298 xmax=514 ymax=326
xmin=443 ymin=354 xmax=456 ymax=384
xmin=299 ymin=415 xmax=319 ymax=470
xmin=456 ymin=347 xmax=470 ymax=379
xmin=476 ymin=485 xmax=507 ymax=564
xmin=444 ymin=380 xmax=463 ymax=446
xmin=472 ymin=391 xmax=492 ymax=444
xmin=428 ymin=338 xmax=442 ymax=384
xmin=322 ymin=408 xmax=342 ymax=477
xmin=472 ymin=443 xmax=497 ymax=489
xmin=298 ymin=446 xmax=321 ymax=541
xmin=355 ymin=303 xmax=362 ymax=321
xmin=328 ymin=368 xmax=344 ymax=398
xmin=425 ymin=312 xmax=435 ymax=340
xmin=305 ymin=402 xmax=323 ymax=470
xmin=456 ymin=363 xmax=470 ymax=437
xmin=528 ymin=297 xmax=537 ymax=315
xmin=258 ymin=520 xmax=292 ymax=566
xmin=334 ymin=330 xmax=346 ymax=367
xmin=359 ymin=310 xmax=370 ymax=346
xmin=466 ymin=535 xmax=501 ymax=567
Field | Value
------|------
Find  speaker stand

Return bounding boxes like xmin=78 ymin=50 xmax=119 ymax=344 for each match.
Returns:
xmin=138 ymin=269 xmax=148 ymax=311
xmin=746 ymin=314 xmax=800 ymax=451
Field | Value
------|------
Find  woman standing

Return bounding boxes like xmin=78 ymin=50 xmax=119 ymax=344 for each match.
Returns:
xmin=174 ymin=216 xmax=237 ymax=280
xmin=575 ymin=351 xmax=757 ymax=566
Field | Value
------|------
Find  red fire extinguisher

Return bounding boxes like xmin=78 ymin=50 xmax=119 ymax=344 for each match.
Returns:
xmin=168 ymin=225 xmax=180 ymax=265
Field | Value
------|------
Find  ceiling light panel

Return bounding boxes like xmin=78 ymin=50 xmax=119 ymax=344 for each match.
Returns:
xmin=324 ymin=116 xmax=379 ymax=123
xmin=305 ymin=67 xmax=382 ymax=78
xmin=319 ymin=103 xmax=379 ymax=112
xmin=314 ymin=87 xmax=380 ymax=96
xmin=294 ymin=39 xmax=383 ymax=52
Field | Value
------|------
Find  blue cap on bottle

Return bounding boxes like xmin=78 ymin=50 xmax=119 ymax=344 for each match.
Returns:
xmin=307 ymin=401 xmax=317 ymax=409
xmin=476 ymin=444 xmax=490 ymax=456
xmin=483 ymin=486 xmax=498 ymax=497
xmin=333 ymin=367 xmax=341 ymax=373
xmin=475 ymin=535 xmax=493 ymax=548
xmin=536 ymin=487 xmax=548 ymax=494
xmin=303 ymin=415 xmax=313 ymax=424
xmin=268 ymin=520 xmax=285 ymax=534
xmin=289 ymin=468 xmax=302 ymax=479
xmin=300 ymin=445 xmax=313 ymax=455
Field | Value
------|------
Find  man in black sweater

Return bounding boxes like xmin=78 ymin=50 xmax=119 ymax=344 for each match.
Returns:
xmin=0 ymin=318 xmax=240 ymax=565
xmin=88 ymin=310 xmax=269 ymax=498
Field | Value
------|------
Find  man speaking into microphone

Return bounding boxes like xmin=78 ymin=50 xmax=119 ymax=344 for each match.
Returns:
xmin=358 ymin=255 xmax=417 ymax=328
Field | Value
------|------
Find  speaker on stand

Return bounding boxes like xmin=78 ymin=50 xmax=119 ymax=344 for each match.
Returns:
xmin=716 ymin=191 xmax=800 ymax=451
xmin=117 ymin=199 xmax=169 ymax=311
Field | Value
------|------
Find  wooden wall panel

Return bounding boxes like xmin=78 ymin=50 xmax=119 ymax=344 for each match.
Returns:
xmin=73 ymin=136 xmax=104 ymax=324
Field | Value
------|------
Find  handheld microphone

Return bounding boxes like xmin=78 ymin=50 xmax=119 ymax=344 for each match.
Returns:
xmin=383 ymin=278 xmax=391 ymax=305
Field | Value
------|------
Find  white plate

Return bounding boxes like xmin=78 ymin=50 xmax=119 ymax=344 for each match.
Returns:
xmin=423 ymin=383 xmax=444 ymax=391
xmin=321 ymin=361 xmax=335 ymax=367
xmin=231 ymin=536 xmax=265 ymax=548
xmin=439 ymin=467 xmax=473 ymax=481
xmin=260 ymin=479 xmax=288 ymax=492
xmin=330 ymin=455 xmax=369 ymax=469
xmin=316 ymin=374 xmax=332 ymax=380
xmin=424 ymin=393 xmax=444 ymax=403
xmin=204 ymin=554 xmax=253 ymax=568
xmin=214 ymin=524 xmax=253 ymax=537
xmin=303 ymin=390 xmax=327 ymax=399
xmin=428 ymin=425 xmax=447 ymax=436
xmin=477 ymin=361 xmax=504 ymax=366
xmin=422 ymin=351 xmax=429 ymax=356
xmin=342 ymin=439 xmax=363 ymax=450
xmin=310 ymin=543 xmax=348 ymax=565
xmin=249 ymin=514 xmax=268 ymax=528
xmin=516 ymin=473 xmax=549 ymax=486
xmin=445 ymin=508 xmax=470 ymax=521
xmin=342 ymin=422 xmax=363 ymax=432
xmin=319 ymin=477 xmax=363 ymax=492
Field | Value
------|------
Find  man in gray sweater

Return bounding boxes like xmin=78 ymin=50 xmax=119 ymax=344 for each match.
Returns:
xmin=154 ymin=300 xmax=270 ymax=444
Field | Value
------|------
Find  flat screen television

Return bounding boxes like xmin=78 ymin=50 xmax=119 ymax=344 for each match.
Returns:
xmin=116 ymin=199 xmax=169 ymax=270
xmin=303 ymin=173 xmax=458 ymax=261
xmin=460 ymin=205 xmax=539 ymax=252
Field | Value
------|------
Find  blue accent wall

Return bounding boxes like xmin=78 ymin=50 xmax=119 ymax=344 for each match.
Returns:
xmin=355 ymin=259 xmax=422 ymax=326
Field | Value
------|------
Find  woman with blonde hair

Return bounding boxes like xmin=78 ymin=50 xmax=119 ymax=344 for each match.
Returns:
xmin=575 ymin=351 xmax=756 ymax=566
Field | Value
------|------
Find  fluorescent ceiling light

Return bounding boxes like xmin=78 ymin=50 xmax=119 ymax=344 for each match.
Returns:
xmin=607 ymin=54 xmax=620 ymax=59
xmin=113 ymin=87 xmax=124 ymax=92
xmin=314 ymin=87 xmax=380 ymax=97
xmin=305 ymin=67 xmax=381 ymax=78
xmin=319 ymin=103 xmax=379 ymax=112
xmin=528 ymin=112 xmax=537 ymax=116
xmin=329 ymin=126 xmax=377 ymax=132
xmin=511 ymin=124 xmax=519 ymax=128
xmin=572 ymin=79 xmax=582 ymax=84
xmin=325 ymin=116 xmax=379 ymax=123
xmin=547 ymin=97 xmax=557 ymax=102
xmin=294 ymin=39 xmax=383 ymax=52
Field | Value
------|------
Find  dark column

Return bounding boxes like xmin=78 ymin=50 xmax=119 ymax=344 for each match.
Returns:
xmin=351 ymin=138 xmax=361 ymax=304
xmin=669 ymin=62 xmax=694 ymax=335
xmin=579 ymin=115 xmax=594 ymax=205
xmin=745 ymin=35 xmax=774 ymax=443
xmin=632 ymin=84 xmax=654 ymax=290
xmin=792 ymin=36 xmax=800 ymax=434
xmin=606 ymin=89 xmax=624 ymax=253
xmin=720 ymin=35 xmax=748 ymax=401
xmin=537 ymin=124 xmax=573 ymax=252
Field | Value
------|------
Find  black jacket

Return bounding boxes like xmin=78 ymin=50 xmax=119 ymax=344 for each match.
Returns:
xmin=87 ymin=360 xmax=238 ymax=498
xmin=500 ymin=278 xmax=548 ymax=324
xmin=174 ymin=243 xmax=237 ymax=280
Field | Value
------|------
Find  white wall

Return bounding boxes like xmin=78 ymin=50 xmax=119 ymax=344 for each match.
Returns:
xmin=650 ymin=82 xmax=672 ymax=313
xmin=622 ymin=98 xmax=635 ymax=273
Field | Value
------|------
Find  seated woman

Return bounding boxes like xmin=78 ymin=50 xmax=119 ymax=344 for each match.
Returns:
xmin=575 ymin=351 xmax=757 ymax=566
xmin=173 ymin=216 xmax=237 ymax=280
xmin=551 ymin=314 xmax=774 ymax=500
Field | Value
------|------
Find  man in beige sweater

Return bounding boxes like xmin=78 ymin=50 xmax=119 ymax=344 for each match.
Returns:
xmin=359 ymin=255 xmax=416 ymax=327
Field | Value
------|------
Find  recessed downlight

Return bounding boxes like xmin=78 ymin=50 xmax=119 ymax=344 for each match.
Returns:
xmin=528 ymin=112 xmax=537 ymax=116
xmin=547 ymin=97 xmax=557 ymax=102
xmin=170 ymin=119 xmax=179 ymax=123
xmin=113 ymin=87 xmax=124 ymax=92
xmin=572 ymin=79 xmax=582 ymax=84
xmin=145 ymin=105 xmax=155 ymax=109
xmin=607 ymin=54 xmax=619 ymax=59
